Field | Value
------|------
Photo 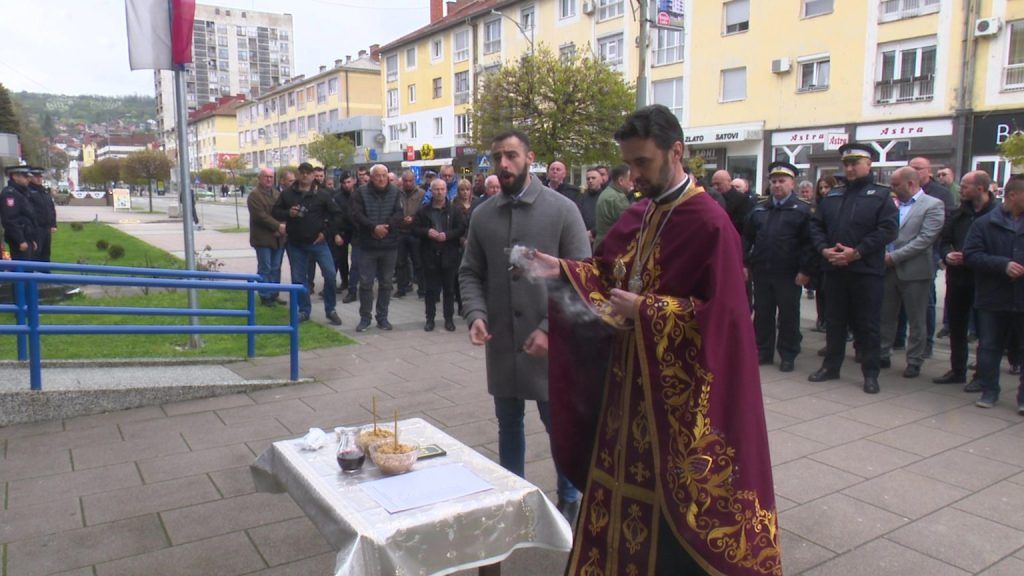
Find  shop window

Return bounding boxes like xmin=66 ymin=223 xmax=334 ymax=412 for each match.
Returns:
xmin=724 ymin=0 xmax=750 ymax=35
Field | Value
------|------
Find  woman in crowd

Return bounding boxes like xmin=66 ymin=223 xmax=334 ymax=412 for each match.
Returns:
xmin=414 ymin=179 xmax=467 ymax=332
xmin=450 ymin=178 xmax=477 ymax=316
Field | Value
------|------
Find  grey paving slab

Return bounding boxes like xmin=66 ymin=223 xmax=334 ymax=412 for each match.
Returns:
xmin=782 ymin=493 xmax=908 ymax=553
xmin=801 ymin=539 xmax=970 ymax=576
xmin=767 ymin=430 xmax=829 ymax=464
xmin=242 ymin=552 xmax=337 ymax=576
xmin=918 ymin=407 xmax=1015 ymax=438
xmin=887 ymin=508 xmax=1024 ymax=573
xmin=0 ymin=497 xmax=83 ymax=544
xmin=961 ymin=433 xmax=1024 ymax=467
xmin=181 ymin=417 xmax=289 ymax=451
xmin=953 ymin=480 xmax=1024 ymax=532
xmin=208 ymin=465 xmax=259 ymax=498
xmin=867 ymin=423 xmax=973 ymax=457
xmin=765 ymin=395 xmax=850 ymax=421
xmin=82 ymin=475 xmax=222 ymax=526
xmin=7 ymin=462 xmax=141 ymax=509
xmin=979 ymin=556 xmax=1024 ymax=576
xmin=842 ymin=469 xmax=971 ymax=519
xmin=137 ymin=443 xmax=255 ymax=484
xmin=4 ymin=424 xmax=122 ymax=458
xmin=808 ymin=439 xmax=922 ymax=478
xmin=63 ymin=405 xmax=167 ymax=432
xmin=0 ymin=447 xmax=72 ymax=482
xmin=159 ymin=491 xmax=303 ymax=545
xmin=247 ymin=517 xmax=334 ymax=567
xmin=94 ymin=531 xmax=266 ymax=576
xmin=779 ymin=529 xmax=835 ymax=574
xmin=772 ymin=458 xmax=865 ymax=504
xmin=784 ymin=414 xmax=884 ymax=447
xmin=70 ymin=432 xmax=190 ymax=470
xmin=906 ymin=450 xmax=1022 ymax=492
xmin=162 ymin=391 xmax=256 ymax=416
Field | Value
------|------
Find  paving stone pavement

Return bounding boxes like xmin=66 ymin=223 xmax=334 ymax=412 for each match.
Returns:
xmin=4 ymin=207 xmax=1023 ymax=574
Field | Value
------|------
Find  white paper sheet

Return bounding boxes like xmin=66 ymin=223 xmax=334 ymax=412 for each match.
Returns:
xmin=361 ymin=464 xmax=494 ymax=514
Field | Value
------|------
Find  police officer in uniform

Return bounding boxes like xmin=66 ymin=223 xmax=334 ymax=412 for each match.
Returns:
xmin=743 ymin=161 xmax=815 ymax=372
xmin=808 ymin=143 xmax=899 ymax=393
xmin=26 ymin=167 xmax=57 ymax=262
xmin=1 ymin=165 xmax=40 ymax=261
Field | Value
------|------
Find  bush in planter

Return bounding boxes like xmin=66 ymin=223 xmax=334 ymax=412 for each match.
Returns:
xmin=70 ymin=222 xmax=84 ymax=231
xmin=96 ymin=239 xmax=109 ymax=250
xmin=107 ymin=244 xmax=125 ymax=259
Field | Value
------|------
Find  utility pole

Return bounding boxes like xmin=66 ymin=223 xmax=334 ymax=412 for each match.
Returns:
xmin=636 ymin=0 xmax=650 ymax=108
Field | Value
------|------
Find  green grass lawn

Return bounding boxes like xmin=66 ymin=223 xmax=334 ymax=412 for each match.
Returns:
xmin=215 ymin=227 xmax=249 ymax=233
xmin=1 ymin=222 xmax=353 ymax=359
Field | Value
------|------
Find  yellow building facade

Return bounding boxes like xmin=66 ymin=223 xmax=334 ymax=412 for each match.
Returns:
xmin=236 ymin=53 xmax=383 ymax=169
xmin=187 ymin=96 xmax=244 ymax=170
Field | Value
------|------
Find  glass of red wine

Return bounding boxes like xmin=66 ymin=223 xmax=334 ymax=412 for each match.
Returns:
xmin=336 ymin=427 xmax=365 ymax=473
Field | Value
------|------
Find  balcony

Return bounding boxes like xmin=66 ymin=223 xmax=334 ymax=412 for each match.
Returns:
xmin=1004 ymin=64 xmax=1024 ymax=92
xmin=879 ymin=0 xmax=940 ymax=22
xmin=874 ymin=76 xmax=934 ymax=104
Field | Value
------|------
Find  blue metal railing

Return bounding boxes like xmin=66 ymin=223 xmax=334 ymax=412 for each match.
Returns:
xmin=0 ymin=260 xmax=307 ymax=390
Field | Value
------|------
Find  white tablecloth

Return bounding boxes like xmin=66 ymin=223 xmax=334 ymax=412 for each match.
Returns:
xmin=252 ymin=418 xmax=573 ymax=576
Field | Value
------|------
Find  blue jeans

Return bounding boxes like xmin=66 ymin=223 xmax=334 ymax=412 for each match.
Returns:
xmin=975 ymin=309 xmax=1024 ymax=403
xmin=254 ymin=246 xmax=284 ymax=302
xmin=493 ymin=396 xmax=580 ymax=503
xmin=285 ymin=242 xmax=336 ymax=316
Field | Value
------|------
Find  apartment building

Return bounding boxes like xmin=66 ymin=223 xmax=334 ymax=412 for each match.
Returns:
xmin=236 ymin=52 xmax=383 ymax=169
xmin=186 ymin=95 xmax=246 ymax=170
xmin=155 ymin=4 xmax=294 ymax=152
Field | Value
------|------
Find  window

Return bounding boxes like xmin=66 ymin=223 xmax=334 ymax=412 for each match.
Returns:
xmin=560 ymin=0 xmax=577 ymax=19
xmin=454 ymin=29 xmax=470 ymax=62
xmin=298 ymin=116 xmax=306 ymax=136
xmin=653 ymin=78 xmax=683 ymax=121
xmin=520 ymin=5 xmax=535 ymax=31
xmin=654 ymin=28 xmax=683 ymax=66
xmin=316 ymin=82 xmax=327 ymax=104
xmin=387 ymin=89 xmax=399 ymax=116
xmin=296 ymin=90 xmax=305 ymax=110
xmin=431 ymin=38 xmax=444 ymax=61
xmin=1004 ymin=20 xmax=1024 ymax=90
xmin=218 ymin=48 xmax=229 ymax=59
xmin=406 ymin=47 xmax=417 ymax=69
xmin=317 ymin=112 xmax=327 ymax=129
xmin=307 ymin=114 xmax=317 ymax=132
xmin=433 ymin=77 xmax=443 ymax=99
xmin=803 ymin=0 xmax=833 ymax=18
xmin=560 ymin=43 xmax=577 ymax=62
xmin=798 ymin=56 xmax=830 ymax=92
xmin=879 ymin=0 xmax=941 ymax=22
xmin=598 ymin=0 xmax=624 ymax=21
xmin=408 ymin=84 xmax=417 ymax=103
xmin=724 ymin=0 xmax=750 ymax=34
xmin=389 ymin=125 xmax=400 ymax=141
xmin=434 ymin=117 xmax=444 ymax=136
xmin=328 ymin=110 xmax=339 ymax=123
xmin=328 ymin=78 xmax=339 ymax=95
xmin=598 ymin=34 xmax=624 ymax=70
xmin=721 ymin=67 xmax=747 ymax=101
xmin=279 ymin=121 xmax=288 ymax=139
xmin=409 ymin=121 xmax=417 ymax=138
xmin=386 ymin=54 xmax=398 ymax=82
xmin=289 ymin=119 xmax=296 ymax=134
xmin=875 ymin=38 xmax=936 ymax=104
xmin=484 ymin=19 xmax=502 ymax=54
xmin=454 ymin=71 xmax=470 ymax=104
xmin=456 ymin=114 xmax=470 ymax=137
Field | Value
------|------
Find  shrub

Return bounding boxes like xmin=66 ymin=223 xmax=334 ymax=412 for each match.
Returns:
xmin=96 ymin=239 xmax=109 ymax=250
xmin=70 ymin=222 xmax=84 ymax=231
xmin=107 ymin=244 xmax=125 ymax=259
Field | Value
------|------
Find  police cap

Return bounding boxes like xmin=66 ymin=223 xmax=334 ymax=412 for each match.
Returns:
xmin=838 ymin=142 xmax=876 ymax=162
xmin=28 ymin=166 xmax=44 ymax=176
xmin=768 ymin=161 xmax=799 ymax=179
xmin=4 ymin=165 xmax=30 ymax=176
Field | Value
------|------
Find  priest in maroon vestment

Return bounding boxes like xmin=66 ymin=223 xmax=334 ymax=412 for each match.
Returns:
xmin=524 ymin=105 xmax=781 ymax=576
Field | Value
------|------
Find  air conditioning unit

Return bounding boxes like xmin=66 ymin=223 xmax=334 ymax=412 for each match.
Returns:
xmin=975 ymin=17 xmax=1002 ymax=37
xmin=582 ymin=2 xmax=595 ymax=15
xmin=771 ymin=58 xmax=791 ymax=74
xmin=399 ymin=123 xmax=409 ymax=131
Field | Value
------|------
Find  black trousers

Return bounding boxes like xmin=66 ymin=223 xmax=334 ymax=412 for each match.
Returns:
xmin=36 ymin=231 xmax=52 ymax=263
xmin=395 ymin=234 xmax=422 ymax=293
xmin=423 ymin=263 xmax=457 ymax=321
xmin=7 ymin=239 xmax=35 ymax=262
xmin=752 ymin=270 xmax=802 ymax=362
xmin=823 ymin=270 xmax=884 ymax=377
xmin=946 ymin=279 xmax=974 ymax=376
xmin=655 ymin=515 xmax=709 ymax=576
xmin=333 ymin=242 xmax=349 ymax=289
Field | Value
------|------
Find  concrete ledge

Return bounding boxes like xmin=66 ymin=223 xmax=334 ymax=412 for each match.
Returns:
xmin=0 ymin=378 xmax=313 ymax=426
xmin=0 ymin=357 xmax=240 ymax=368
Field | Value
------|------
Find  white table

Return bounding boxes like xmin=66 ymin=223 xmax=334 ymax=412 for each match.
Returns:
xmin=252 ymin=418 xmax=572 ymax=576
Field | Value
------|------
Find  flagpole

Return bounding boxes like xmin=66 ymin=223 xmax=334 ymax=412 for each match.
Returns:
xmin=173 ymin=65 xmax=202 ymax=347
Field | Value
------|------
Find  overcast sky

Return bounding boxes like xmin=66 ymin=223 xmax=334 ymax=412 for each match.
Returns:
xmin=1 ymin=0 xmax=428 ymax=97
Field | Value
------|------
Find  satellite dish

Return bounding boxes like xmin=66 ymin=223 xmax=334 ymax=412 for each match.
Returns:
xmin=374 ymin=133 xmax=386 ymax=145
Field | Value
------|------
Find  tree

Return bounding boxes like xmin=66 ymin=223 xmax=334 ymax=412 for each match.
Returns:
xmin=219 ymin=155 xmax=247 ymax=173
xmin=470 ymin=45 xmax=635 ymax=168
xmin=0 ymin=83 xmax=20 ymax=134
xmin=41 ymin=113 xmax=56 ymax=139
xmin=197 ymin=167 xmax=227 ymax=186
xmin=306 ymin=133 xmax=355 ymax=169
xmin=123 ymin=149 xmax=171 ymax=212
xmin=79 ymin=157 xmax=122 ymax=187
xmin=999 ymin=132 xmax=1024 ymax=169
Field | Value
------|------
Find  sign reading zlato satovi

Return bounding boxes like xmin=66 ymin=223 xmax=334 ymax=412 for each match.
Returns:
xmin=684 ymin=125 xmax=763 ymax=145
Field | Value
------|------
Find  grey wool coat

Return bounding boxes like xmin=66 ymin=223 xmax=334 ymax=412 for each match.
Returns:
xmin=459 ymin=175 xmax=592 ymax=401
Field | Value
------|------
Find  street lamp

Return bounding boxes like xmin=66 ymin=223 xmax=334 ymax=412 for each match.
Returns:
xmin=490 ymin=9 xmax=534 ymax=55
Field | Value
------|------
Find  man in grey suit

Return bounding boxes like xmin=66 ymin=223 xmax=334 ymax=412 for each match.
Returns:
xmin=880 ymin=166 xmax=946 ymax=377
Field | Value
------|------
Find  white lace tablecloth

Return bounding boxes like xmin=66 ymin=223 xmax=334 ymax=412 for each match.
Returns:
xmin=251 ymin=418 xmax=573 ymax=576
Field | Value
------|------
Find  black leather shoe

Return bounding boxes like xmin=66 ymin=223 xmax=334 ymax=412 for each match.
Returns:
xmin=355 ymin=319 xmax=371 ymax=332
xmin=903 ymin=364 xmax=921 ymax=378
xmin=879 ymin=357 xmax=891 ymax=369
xmin=808 ymin=367 xmax=840 ymax=382
xmin=393 ymin=290 xmax=407 ymax=298
xmin=424 ymin=319 xmax=435 ymax=332
xmin=933 ymin=370 xmax=966 ymax=384
xmin=893 ymin=341 xmax=906 ymax=351
xmin=377 ymin=319 xmax=394 ymax=331
xmin=557 ymin=498 xmax=581 ymax=527
xmin=779 ymin=360 xmax=795 ymax=373
xmin=326 ymin=311 xmax=343 ymax=326
xmin=444 ymin=319 xmax=456 ymax=332
xmin=964 ymin=378 xmax=983 ymax=393
xmin=863 ymin=377 xmax=880 ymax=394
xmin=342 ymin=293 xmax=357 ymax=304
xmin=298 ymin=312 xmax=310 ymax=323
xmin=759 ymin=356 xmax=773 ymax=366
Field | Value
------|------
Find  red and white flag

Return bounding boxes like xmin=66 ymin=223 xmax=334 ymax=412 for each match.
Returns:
xmin=125 ymin=0 xmax=196 ymax=70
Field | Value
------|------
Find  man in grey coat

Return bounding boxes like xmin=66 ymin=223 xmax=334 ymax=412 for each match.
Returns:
xmin=880 ymin=166 xmax=946 ymax=378
xmin=459 ymin=130 xmax=592 ymax=523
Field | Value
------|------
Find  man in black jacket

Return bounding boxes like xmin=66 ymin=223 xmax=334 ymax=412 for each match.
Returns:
xmin=27 ymin=167 xmax=57 ymax=263
xmin=935 ymin=170 xmax=996 ymax=386
xmin=711 ymin=169 xmax=754 ymax=236
xmin=0 ymin=166 xmax=40 ymax=261
xmin=414 ymin=178 xmax=466 ymax=332
xmin=743 ymin=161 xmax=814 ymax=372
xmin=351 ymin=164 xmax=404 ymax=332
xmin=808 ymin=143 xmax=899 ymax=394
xmin=271 ymin=163 xmax=344 ymax=326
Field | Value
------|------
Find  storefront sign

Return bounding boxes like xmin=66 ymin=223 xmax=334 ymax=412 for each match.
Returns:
xmin=972 ymin=111 xmax=1024 ymax=156
xmin=770 ymin=127 xmax=844 ymax=146
xmin=824 ymin=132 xmax=849 ymax=150
xmin=406 ymin=146 xmax=415 ymax=161
xmin=684 ymin=124 xmax=763 ymax=146
xmin=856 ymin=119 xmax=953 ymax=141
